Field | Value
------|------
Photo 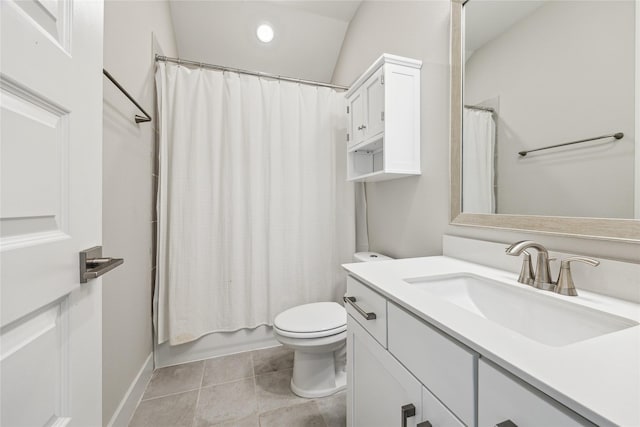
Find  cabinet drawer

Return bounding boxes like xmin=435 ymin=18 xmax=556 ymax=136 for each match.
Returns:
xmin=479 ymin=359 xmax=595 ymax=427
xmin=422 ymin=386 xmax=465 ymax=427
xmin=388 ymin=302 xmax=477 ymax=427
xmin=346 ymin=276 xmax=387 ymax=347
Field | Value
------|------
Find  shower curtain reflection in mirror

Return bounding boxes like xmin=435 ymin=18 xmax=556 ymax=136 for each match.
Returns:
xmin=462 ymin=107 xmax=496 ymax=214
xmin=154 ymin=62 xmax=354 ymax=346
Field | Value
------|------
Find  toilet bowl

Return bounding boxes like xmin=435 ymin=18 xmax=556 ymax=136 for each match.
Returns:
xmin=273 ymin=302 xmax=347 ymax=398
xmin=273 ymin=252 xmax=392 ymax=398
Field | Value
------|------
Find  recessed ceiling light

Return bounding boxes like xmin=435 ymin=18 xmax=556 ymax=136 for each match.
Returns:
xmin=256 ymin=24 xmax=274 ymax=43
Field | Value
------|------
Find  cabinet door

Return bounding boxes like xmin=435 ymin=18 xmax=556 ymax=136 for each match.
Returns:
xmin=479 ymin=359 xmax=596 ymax=427
xmin=364 ymin=67 xmax=385 ymax=139
xmin=347 ymin=316 xmax=422 ymax=427
xmin=348 ymin=89 xmax=365 ymax=147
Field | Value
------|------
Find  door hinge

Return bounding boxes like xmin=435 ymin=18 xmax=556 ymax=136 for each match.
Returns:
xmin=347 ymin=133 xmax=350 ymax=142
xmin=381 ymin=111 xmax=385 ymax=121
xmin=381 ymin=75 xmax=385 ymax=85
xmin=347 ymin=106 xmax=350 ymax=114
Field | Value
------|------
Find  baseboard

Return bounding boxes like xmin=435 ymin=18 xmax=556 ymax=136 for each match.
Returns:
xmin=154 ymin=325 xmax=279 ymax=368
xmin=106 ymin=353 xmax=153 ymax=427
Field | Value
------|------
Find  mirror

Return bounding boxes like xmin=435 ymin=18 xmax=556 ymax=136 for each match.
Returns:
xmin=450 ymin=0 xmax=640 ymax=241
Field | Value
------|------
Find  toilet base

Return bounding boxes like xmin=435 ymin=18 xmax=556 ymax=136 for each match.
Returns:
xmin=289 ymin=342 xmax=347 ymax=398
xmin=291 ymin=369 xmax=346 ymax=398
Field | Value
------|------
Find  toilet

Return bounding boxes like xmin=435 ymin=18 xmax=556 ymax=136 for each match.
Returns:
xmin=273 ymin=251 xmax=392 ymax=398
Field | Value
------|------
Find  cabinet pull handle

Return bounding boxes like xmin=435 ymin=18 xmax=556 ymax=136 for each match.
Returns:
xmin=357 ymin=124 xmax=367 ymax=130
xmin=343 ymin=296 xmax=376 ymax=320
xmin=417 ymin=421 xmax=433 ymax=427
xmin=496 ymin=420 xmax=517 ymax=427
xmin=401 ymin=404 xmax=416 ymax=427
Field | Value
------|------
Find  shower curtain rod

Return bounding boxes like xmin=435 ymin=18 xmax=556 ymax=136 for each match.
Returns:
xmin=155 ymin=55 xmax=349 ymax=91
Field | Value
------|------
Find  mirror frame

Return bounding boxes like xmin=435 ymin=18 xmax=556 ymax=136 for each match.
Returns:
xmin=450 ymin=0 xmax=640 ymax=242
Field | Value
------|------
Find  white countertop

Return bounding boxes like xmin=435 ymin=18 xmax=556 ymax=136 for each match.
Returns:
xmin=342 ymin=256 xmax=640 ymax=427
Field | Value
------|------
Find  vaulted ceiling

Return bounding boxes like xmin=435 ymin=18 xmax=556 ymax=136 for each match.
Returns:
xmin=169 ymin=1 xmax=362 ymax=83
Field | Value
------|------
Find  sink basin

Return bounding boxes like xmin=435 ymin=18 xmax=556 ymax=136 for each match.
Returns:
xmin=404 ymin=273 xmax=638 ymax=347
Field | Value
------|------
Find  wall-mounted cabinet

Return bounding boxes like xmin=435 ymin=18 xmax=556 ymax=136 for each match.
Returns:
xmin=345 ymin=54 xmax=422 ymax=182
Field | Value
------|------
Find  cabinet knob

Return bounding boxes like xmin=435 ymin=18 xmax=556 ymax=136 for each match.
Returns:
xmin=417 ymin=421 xmax=433 ymax=427
xmin=401 ymin=404 xmax=416 ymax=427
xmin=496 ymin=420 xmax=518 ymax=427
xmin=357 ymin=124 xmax=367 ymax=130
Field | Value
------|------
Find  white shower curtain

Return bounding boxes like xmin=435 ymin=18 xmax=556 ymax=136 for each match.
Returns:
xmin=462 ymin=108 xmax=496 ymax=214
xmin=155 ymin=63 xmax=354 ymax=345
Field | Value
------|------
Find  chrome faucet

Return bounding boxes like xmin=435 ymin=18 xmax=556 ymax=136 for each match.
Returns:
xmin=505 ymin=241 xmax=555 ymax=290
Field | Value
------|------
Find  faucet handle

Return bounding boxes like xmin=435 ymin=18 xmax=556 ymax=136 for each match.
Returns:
xmin=516 ymin=250 xmax=534 ymax=286
xmin=554 ymin=256 xmax=600 ymax=296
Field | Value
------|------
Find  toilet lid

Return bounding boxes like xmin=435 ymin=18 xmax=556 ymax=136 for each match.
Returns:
xmin=274 ymin=302 xmax=346 ymax=335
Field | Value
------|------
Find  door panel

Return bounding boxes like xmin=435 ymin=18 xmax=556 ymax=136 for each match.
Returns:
xmin=12 ymin=0 xmax=71 ymax=51
xmin=1 ymin=299 xmax=70 ymax=427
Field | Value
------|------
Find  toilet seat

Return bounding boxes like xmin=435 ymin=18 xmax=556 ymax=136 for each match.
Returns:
xmin=274 ymin=302 xmax=346 ymax=339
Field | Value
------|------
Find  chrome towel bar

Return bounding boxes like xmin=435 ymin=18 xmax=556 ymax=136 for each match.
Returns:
xmin=103 ymin=69 xmax=152 ymax=124
xmin=518 ymin=132 xmax=623 ymax=157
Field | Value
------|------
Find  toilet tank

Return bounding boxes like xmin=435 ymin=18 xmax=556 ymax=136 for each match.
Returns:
xmin=353 ymin=252 xmax=392 ymax=262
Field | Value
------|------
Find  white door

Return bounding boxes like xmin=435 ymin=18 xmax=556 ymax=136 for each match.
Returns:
xmin=1 ymin=0 xmax=104 ymax=426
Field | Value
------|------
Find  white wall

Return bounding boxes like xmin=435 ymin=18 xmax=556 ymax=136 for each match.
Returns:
xmin=332 ymin=0 xmax=452 ymax=258
xmin=333 ymin=1 xmax=640 ymax=266
xmin=465 ymin=1 xmax=635 ymax=219
xmin=102 ymin=1 xmax=177 ymax=424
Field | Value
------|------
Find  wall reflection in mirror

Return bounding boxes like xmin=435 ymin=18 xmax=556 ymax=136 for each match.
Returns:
xmin=462 ymin=0 xmax=637 ymax=219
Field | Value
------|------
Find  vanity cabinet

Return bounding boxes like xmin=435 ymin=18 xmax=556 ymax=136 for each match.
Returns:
xmin=346 ymin=277 xmax=466 ymax=427
xmin=346 ymin=274 xmax=602 ymax=427
xmin=345 ymin=54 xmax=421 ymax=182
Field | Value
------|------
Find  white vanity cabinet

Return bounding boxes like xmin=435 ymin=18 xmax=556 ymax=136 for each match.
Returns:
xmin=345 ymin=54 xmax=421 ymax=182
xmin=346 ymin=276 xmax=466 ymax=427
xmin=346 ymin=274 xmax=603 ymax=427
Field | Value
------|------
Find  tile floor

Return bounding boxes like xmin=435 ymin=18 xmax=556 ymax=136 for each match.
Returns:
xmin=129 ymin=346 xmax=346 ymax=427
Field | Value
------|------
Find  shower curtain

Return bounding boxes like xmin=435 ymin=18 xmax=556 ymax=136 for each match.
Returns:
xmin=155 ymin=63 xmax=354 ymax=345
xmin=462 ymin=108 xmax=496 ymax=214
